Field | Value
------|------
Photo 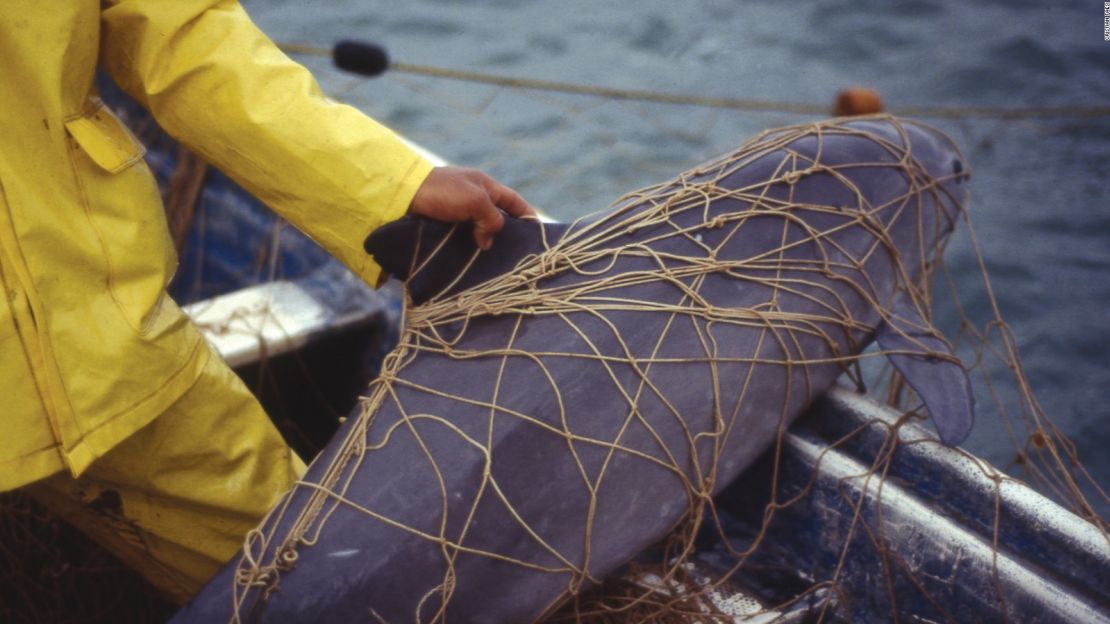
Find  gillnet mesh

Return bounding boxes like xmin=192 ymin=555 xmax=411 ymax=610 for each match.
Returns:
xmin=1 ymin=105 xmax=1105 ymax=623
xmin=207 ymin=115 xmax=1109 ymax=622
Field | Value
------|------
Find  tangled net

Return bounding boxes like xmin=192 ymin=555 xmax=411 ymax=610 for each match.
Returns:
xmin=208 ymin=115 xmax=1110 ymax=623
xmin=2 ymin=111 xmax=1105 ymax=622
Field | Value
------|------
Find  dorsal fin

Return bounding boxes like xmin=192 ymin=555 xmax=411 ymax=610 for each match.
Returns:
xmin=876 ymin=293 xmax=975 ymax=446
xmin=365 ymin=215 xmax=569 ymax=305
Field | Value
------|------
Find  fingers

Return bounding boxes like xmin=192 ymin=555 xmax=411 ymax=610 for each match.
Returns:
xmin=466 ymin=171 xmax=530 ymax=249
xmin=406 ymin=166 xmax=533 ymax=251
xmin=470 ymin=195 xmax=504 ymax=251
xmin=481 ymin=175 xmax=535 ymax=219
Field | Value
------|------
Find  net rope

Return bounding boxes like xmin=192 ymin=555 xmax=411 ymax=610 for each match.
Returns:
xmin=2 ymin=98 xmax=1105 ymax=621
xmin=281 ymin=42 xmax=1110 ymax=120
xmin=219 ymin=115 xmax=1105 ymax=622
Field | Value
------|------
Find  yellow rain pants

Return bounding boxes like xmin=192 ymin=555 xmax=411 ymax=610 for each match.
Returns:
xmin=0 ymin=0 xmax=432 ymax=600
xmin=28 ymin=347 xmax=307 ymax=603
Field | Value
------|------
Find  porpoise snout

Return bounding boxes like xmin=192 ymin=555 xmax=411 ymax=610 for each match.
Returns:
xmin=911 ymin=121 xmax=970 ymax=234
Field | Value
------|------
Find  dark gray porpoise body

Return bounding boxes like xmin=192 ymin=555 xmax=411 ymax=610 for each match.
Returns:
xmin=173 ymin=118 xmax=973 ymax=623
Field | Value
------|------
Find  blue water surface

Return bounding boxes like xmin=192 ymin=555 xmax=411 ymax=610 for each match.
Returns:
xmin=249 ymin=0 xmax=1109 ymax=515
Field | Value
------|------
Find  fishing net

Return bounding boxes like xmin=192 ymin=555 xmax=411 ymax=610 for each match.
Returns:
xmin=203 ymin=114 xmax=1105 ymax=622
xmin=2 ymin=86 xmax=1106 ymax=624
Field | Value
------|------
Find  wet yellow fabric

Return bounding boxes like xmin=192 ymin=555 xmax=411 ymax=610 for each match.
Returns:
xmin=28 ymin=346 xmax=306 ymax=603
xmin=0 ymin=0 xmax=433 ymax=489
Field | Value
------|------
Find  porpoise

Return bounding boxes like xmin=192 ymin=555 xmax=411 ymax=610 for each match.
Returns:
xmin=172 ymin=115 xmax=973 ymax=623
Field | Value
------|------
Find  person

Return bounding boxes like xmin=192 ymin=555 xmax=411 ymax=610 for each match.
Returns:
xmin=0 ymin=0 xmax=532 ymax=604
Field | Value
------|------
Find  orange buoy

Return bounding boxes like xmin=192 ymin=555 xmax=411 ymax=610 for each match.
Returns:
xmin=835 ymin=87 xmax=884 ymax=116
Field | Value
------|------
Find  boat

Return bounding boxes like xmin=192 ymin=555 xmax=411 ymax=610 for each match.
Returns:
xmin=97 ymin=80 xmax=1110 ymax=622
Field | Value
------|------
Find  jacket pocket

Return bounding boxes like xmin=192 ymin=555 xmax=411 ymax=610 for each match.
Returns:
xmin=65 ymin=97 xmax=177 ymax=335
xmin=64 ymin=98 xmax=147 ymax=174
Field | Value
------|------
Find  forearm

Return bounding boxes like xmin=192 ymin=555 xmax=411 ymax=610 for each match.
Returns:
xmin=99 ymin=0 xmax=433 ymax=285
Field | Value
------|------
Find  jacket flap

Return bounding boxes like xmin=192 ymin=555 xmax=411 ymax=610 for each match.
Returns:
xmin=64 ymin=99 xmax=146 ymax=174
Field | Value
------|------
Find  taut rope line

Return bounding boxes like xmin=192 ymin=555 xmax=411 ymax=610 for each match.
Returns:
xmin=281 ymin=42 xmax=1110 ymax=120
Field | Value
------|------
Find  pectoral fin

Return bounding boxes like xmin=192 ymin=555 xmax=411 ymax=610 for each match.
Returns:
xmin=365 ymin=215 xmax=569 ymax=305
xmin=876 ymin=295 xmax=975 ymax=446
xmin=365 ymin=215 xmax=462 ymax=282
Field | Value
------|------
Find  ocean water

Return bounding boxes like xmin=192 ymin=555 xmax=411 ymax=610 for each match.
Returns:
xmin=249 ymin=0 xmax=1109 ymax=513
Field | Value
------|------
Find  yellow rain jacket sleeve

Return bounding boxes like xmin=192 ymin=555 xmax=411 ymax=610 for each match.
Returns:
xmin=99 ymin=0 xmax=434 ymax=286
xmin=0 ymin=0 xmax=432 ymax=491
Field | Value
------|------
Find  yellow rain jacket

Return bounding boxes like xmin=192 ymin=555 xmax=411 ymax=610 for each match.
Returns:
xmin=0 ymin=0 xmax=433 ymax=491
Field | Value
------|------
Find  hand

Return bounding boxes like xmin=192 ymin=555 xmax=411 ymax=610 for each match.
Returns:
xmin=408 ymin=166 xmax=535 ymax=250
